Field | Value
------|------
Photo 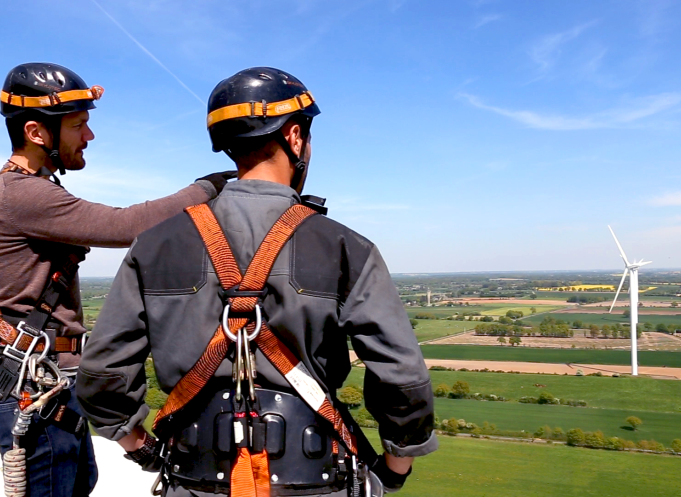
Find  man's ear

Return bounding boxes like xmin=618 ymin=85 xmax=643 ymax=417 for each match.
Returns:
xmin=24 ymin=121 xmax=50 ymax=148
xmin=284 ymin=122 xmax=303 ymax=157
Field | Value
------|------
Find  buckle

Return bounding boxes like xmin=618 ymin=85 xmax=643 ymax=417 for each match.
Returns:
xmin=3 ymin=322 xmax=38 ymax=362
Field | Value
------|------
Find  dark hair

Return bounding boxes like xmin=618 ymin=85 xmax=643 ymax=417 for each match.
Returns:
xmin=5 ymin=112 xmax=58 ymax=151
xmin=225 ymin=115 xmax=312 ymax=168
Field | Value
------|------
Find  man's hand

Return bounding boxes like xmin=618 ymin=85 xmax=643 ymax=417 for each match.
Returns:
xmin=119 ymin=426 xmax=164 ymax=472
xmin=372 ymin=453 xmax=413 ymax=492
xmin=196 ymin=170 xmax=238 ymax=195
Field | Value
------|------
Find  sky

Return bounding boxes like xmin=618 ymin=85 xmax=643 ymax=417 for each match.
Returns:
xmin=3 ymin=0 xmax=681 ymax=276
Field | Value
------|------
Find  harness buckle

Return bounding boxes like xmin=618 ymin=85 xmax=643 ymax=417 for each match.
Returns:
xmin=221 ymin=304 xmax=262 ymax=342
xmin=3 ymin=322 xmax=41 ymax=363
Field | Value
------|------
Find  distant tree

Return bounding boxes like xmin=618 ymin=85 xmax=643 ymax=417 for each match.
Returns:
xmin=572 ymin=320 xmax=583 ymax=329
xmin=498 ymin=316 xmax=513 ymax=325
xmin=566 ymin=428 xmax=585 ymax=446
xmin=601 ymin=325 xmax=611 ymax=339
xmin=509 ymin=336 xmax=522 ymax=347
xmin=338 ymin=386 xmax=363 ymax=408
xmin=497 ymin=336 xmax=507 ymax=345
xmin=656 ymin=323 xmax=669 ymax=333
xmin=625 ymin=416 xmax=642 ymax=431
xmin=530 ymin=307 xmax=537 ymax=314
xmin=409 ymin=318 xmax=418 ymax=329
xmin=643 ymin=322 xmax=653 ymax=331
xmin=589 ymin=324 xmax=600 ymax=338
xmin=506 ymin=310 xmax=524 ymax=319
xmin=623 ymin=308 xmax=631 ymax=318
xmin=451 ymin=381 xmax=470 ymax=398
xmin=433 ymin=384 xmax=450 ymax=398
xmin=671 ymin=439 xmax=681 ymax=453
xmin=672 ymin=301 xmax=679 ymax=308
xmin=530 ymin=294 xmax=537 ymax=300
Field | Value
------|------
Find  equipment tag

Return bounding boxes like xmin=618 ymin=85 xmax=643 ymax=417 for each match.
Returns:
xmin=234 ymin=420 xmax=245 ymax=444
xmin=284 ymin=362 xmax=325 ymax=411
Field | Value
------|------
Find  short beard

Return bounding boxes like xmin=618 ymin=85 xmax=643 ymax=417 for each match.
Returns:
xmin=58 ymin=146 xmax=86 ymax=171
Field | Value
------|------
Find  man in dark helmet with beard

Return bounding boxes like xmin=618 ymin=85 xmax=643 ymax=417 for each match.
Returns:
xmin=0 ymin=62 xmax=234 ymax=497
xmin=77 ymin=67 xmax=436 ymax=497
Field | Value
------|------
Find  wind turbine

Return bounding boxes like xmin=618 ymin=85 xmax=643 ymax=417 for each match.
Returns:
xmin=607 ymin=226 xmax=651 ymax=376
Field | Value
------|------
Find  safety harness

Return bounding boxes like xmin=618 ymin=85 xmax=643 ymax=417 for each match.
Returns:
xmin=0 ymin=164 xmax=88 ymax=496
xmin=154 ymin=202 xmax=359 ymax=496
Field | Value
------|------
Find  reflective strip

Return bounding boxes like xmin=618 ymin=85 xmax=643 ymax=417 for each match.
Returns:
xmin=1 ymin=85 xmax=104 ymax=108
xmin=207 ymin=91 xmax=315 ymax=127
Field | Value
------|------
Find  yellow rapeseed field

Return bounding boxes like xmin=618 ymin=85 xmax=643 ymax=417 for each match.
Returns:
xmin=538 ymin=284 xmax=657 ymax=292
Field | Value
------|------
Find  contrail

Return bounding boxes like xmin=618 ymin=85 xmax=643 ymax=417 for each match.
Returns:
xmin=90 ymin=0 xmax=205 ymax=106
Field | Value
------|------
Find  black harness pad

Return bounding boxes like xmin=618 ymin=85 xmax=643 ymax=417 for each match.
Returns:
xmin=167 ymin=387 xmax=345 ymax=496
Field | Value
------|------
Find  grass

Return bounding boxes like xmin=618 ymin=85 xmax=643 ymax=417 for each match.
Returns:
xmin=398 ymin=434 xmax=681 ymax=497
xmin=419 ymin=344 xmax=681 ymax=367
xmin=523 ymin=312 xmax=681 ymax=328
xmin=406 ymin=304 xmax=562 ymax=319
xmin=345 ymin=367 xmax=681 ymax=413
xmin=413 ymin=320 xmax=472 ymax=342
xmin=434 ymin=399 xmax=681 ymax=445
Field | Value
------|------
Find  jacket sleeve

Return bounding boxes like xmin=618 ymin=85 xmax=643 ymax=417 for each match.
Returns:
xmin=2 ymin=177 xmax=213 ymax=248
xmin=75 ymin=241 xmax=150 ymax=440
xmin=338 ymin=245 xmax=437 ymax=458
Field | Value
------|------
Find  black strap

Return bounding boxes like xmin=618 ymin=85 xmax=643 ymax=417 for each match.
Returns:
xmin=21 ymin=248 xmax=87 ymax=337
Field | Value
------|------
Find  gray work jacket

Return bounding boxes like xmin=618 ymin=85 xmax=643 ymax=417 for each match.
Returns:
xmin=76 ymin=179 xmax=437 ymax=458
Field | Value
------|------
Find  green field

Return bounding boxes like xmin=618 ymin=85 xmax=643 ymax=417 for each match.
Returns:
xmin=434 ymin=399 xmax=681 ymax=444
xmin=419 ymin=344 xmax=681 ymax=367
xmin=412 ymin=320 xmax=472 ymax=342
xmin=81 ymin=297 xmax=107 ymax=330
xmin=523 ymin=311 xmax=681 ymax=328
xmin=400 ymin=434 xmax=681 ymax=497
xmin=533 ymin=290 xmax=681 ymax=303
xmin=346 ymin=367 xmax=681 ymax=413
xmin=406 ymin=304 xmax=562 ymax=319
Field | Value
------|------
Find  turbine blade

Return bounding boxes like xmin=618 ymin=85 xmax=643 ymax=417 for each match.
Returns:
xmin=609 ymin=268 xmax=629 ymax=314
xmin=608 ymin=225 xmax=631 ymax=266
xmin=638 ymin=261 xmax=652 ymax=267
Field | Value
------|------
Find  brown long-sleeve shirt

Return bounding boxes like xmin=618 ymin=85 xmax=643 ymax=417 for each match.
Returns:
xmin=0 ymin=170 xmax=213 ymax=341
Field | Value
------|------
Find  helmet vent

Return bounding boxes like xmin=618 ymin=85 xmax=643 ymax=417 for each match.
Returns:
xmin=54 ymin=72 xmax=66 ymax=86
xmin=37 ymin=72 xmax=47 ymax=82
xmin=258 ymin=73 xmax=273 ymax=81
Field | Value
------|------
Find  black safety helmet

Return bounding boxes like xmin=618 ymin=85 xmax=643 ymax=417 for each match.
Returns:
xmin=207 ymin=67 xmax=320 ymax=153
xmin=1 ymin=63 xmax=104 ymax=174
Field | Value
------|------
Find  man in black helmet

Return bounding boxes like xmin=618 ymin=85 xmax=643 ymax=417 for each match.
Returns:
xmin=77 ymin=67 xmax=437 ymax=497
xmin=0 ymin=62 xmax=234 ymax=497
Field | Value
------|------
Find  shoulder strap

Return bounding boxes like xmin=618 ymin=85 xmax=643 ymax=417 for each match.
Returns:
xmin=154 ymin=203 xmax=318 ymax=426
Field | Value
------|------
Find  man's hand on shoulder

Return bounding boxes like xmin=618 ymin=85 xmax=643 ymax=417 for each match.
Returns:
xmin=195 ymin=170 xmax=238 ymax=198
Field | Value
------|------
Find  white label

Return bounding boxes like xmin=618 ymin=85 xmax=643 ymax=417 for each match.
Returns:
xmin=284 ymin=363 xmax=326 ymax=411
xmin=234 ymin=421 xmax=244 ymax=444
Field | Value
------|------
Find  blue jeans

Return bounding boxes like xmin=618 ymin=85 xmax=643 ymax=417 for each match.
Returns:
xmin=0 ymin=386 xmax=98 ymax=497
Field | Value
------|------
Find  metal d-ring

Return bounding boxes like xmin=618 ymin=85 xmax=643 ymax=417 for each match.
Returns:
xmin=221 ymin=304 xmax=263 ymax=342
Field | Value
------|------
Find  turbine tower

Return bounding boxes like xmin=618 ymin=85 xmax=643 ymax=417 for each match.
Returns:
xmin=607 ymin=226 xmax=651 ymax=376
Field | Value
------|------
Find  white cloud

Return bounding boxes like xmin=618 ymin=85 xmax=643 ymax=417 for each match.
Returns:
xmin=458 ymin=91 xmax=681 ymax=130
xmin=529 ymin=21 xmax=598 ymax=74
xmin=649 ymin=192 xmax=681 ymax=206
xmin=473 ymin=14 xmax=501 ymax=29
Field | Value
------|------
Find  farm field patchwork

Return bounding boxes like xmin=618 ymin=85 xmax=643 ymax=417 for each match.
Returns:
xmin=432 ymin=330 xmax=681 ymax=351
xmin=523 ymin=312 xmax=681 ymax=328
xmin=419 ymin=344 xmax=681 ymax=367
xmin=345 ymin=367 xmax=681 ymax=413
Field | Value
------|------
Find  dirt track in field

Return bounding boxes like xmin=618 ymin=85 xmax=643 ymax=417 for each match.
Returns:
xmin=348 ymin=352 xmax=681 ymax=379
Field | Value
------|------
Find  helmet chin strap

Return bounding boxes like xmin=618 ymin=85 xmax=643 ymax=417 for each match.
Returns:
xmin=40 ymin=117 xmax=66 ymax=176
xmin=275 ymin=131 xmax=309 ymax=194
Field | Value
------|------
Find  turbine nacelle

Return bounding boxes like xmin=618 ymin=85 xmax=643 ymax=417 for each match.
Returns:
xmin=607 ymin=227 xmax=651 ymax=314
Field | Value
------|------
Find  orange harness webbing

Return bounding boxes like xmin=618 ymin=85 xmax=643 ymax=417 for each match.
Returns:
xmin=154 ymin=203 xmax=358 ymax=495
xmin=0 ymin=317 xmax=81 ymax=353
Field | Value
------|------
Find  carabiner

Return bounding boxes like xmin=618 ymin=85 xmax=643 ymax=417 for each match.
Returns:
xmin=221 ymin=304 xmax=263 ymax=342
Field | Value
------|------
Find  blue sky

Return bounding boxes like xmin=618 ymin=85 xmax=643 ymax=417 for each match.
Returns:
xmin=3 ymin=0 xmax=681 ymax=276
